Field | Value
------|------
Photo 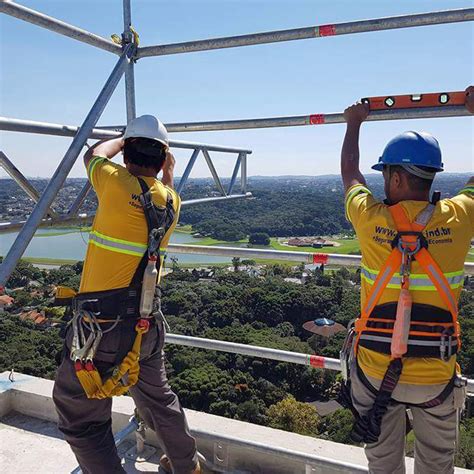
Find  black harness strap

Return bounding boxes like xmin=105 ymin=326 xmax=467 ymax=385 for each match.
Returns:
xmin=131 ymin=177 xmax=175 ymax=287
xmin=351 ymin=358 xmax=403 ymax=444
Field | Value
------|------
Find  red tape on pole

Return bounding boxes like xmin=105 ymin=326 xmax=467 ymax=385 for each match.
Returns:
xmin=309 ymin=114 xmax=325 ymax=125
xmin=318 ymin=25 xmax=336 ymax=37
xmin=310 ymin=355 xmax=325 ymax=368
xmin=313 ymin=253 xmax=329 ymax=264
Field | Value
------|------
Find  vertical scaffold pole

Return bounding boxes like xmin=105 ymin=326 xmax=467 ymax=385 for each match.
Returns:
xmin=0 ymin=45 xmax=133 ymax=287
xmin=240 ymin=153 xmax=248 ymax=193
xmin=123 ymin=0 xmax=136 ymax=122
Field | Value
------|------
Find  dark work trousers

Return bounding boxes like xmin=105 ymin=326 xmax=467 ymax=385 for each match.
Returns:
xmin=53 ymin=318 xmax=198 ymax=474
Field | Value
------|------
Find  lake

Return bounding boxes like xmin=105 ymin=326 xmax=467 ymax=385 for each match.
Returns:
xmin=0 ymin=228 xmax=231 ymax=266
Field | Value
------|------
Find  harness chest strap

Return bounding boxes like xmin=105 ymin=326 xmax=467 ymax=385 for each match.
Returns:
xmin=354 ymin=202 xmax=460 ymax=351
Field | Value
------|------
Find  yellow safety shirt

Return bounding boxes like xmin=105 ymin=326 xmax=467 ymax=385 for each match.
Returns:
xmin=346 ymin=182 xmax=473 ymax=385
xmin=79 ymin=156 xmax=180 ymax=293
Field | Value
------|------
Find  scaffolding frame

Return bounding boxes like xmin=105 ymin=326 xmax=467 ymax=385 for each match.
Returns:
xmin=1 ymin=2 xmax=473 ymax=403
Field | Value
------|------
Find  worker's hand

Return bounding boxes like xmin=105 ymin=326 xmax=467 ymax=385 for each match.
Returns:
xmin=161 ymin=148 xmax=175 ymax=188
xmin=344 ymin=102 xmax=370 ymax=126
xmin=465 ymin=86 xmax=474 ymax=114
xmin=162 ymin=148 xmax=175 ymax=174
xmin=0 ymin=295 xmax=14 ymax=306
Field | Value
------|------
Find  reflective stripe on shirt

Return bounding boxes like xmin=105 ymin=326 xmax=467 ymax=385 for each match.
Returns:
xmin=88 ymin=230 xmax=169 ymax=258
xmin=87 ymin=156 xmax=107 ymax=189
xmin=345 ymin=184 xmax=372 ymax=221
xmin=360 ymin=264 xmax=464 ymax=291
xmin=89 ymin=230 xmax=147 ymax=257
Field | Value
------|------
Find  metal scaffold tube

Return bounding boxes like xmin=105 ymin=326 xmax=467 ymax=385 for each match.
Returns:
xmin=165 ymin=106 xmax=471 ymax=132
xmin=137 ymin=8 xmax=474 ymax=58
xmin=123 ymin=0 xmax=136 ymax=122
xmin=165 ymin=334 xmax=474 ymax=394
xmin=0 ymin=152 xmax=57 ymax=217
xmin=181 ymin=193 xmax=252 ymax=207
xmin=177 ymin=149 xmax=200 ymax=194
xmin=166 ymin=243 xmax=474 ymax=275
xmin=0 ymin=117 xmax=252 ymax=153
xmin=0 ymin=195 xmax=253 ymax=233
xmin=202 ymin=149 xmax=227 ymax=196
xmin=67 ymin=182 xmax=92 ymax=216
xmin=0 ymin=0 xmax=121 ymax=54
xmin=227 ymin=152 xmax=242 ymax=194
xmin=0 ymin=45 xmax=133 ymax=287
xmin=165 ymin=333 xmax=341 ymax=370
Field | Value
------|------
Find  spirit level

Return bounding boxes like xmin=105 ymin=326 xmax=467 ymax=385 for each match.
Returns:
xmin=362 ymin=91 xmax=466 ymax=110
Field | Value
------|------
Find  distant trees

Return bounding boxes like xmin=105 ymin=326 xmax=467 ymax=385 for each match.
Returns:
xmin=267 ymin=396 xmax=319 ymax=436
xmin=1 ymin=259 xmax=42 ymax=288
xmin=249 ymin=232 xmax=270 ymax=246
xmin=318 ymin=408 xmax=355 ymax=444
xmin=0 ymin=313 xmax=62 ymax=379
xmin=179 ymin=189 xmax=351 ymax=241
xmin=232 ymin=257 xmax=241 ymax=273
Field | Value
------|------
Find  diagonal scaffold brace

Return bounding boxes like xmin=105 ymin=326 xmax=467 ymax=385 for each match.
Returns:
xmin=0 ymin=43 xmax=136 ymax=287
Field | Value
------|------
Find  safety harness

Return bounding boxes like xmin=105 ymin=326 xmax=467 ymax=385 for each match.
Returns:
xmin=63 ymin=177 xmax=175 ymax=399
xmin=344 ymin=197 xmax=462 ymax=444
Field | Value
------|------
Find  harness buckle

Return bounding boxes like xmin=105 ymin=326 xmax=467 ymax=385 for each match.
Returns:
xmin=391 ymin=231 xmax=428 ymax=251
xmin=440 ymin=327 xmax=454 ymax=361
xmin=73 ymin=298 xmax=101 ymax=314
xmin=148 ymin=227 xmax=165 ymax=257
xmin=340 ymin=320 xmax=355 ymax=382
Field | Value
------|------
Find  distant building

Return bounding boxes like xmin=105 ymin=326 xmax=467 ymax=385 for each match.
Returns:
xmin=308 ymin=399 xmax=343 ymax=417
xmin=287 ymin=237 xmax=336 ymax=248
xmin=19 ymin=310 xmax=49 ymax=328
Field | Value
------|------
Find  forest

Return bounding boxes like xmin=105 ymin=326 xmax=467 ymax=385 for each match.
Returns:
xmin=178 ymin=174 xmax=472 ymax=241
xmin=1 ymin=258 xmax=473 ymax=467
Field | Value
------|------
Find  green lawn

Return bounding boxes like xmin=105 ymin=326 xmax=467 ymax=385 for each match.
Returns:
xmin=35 ymin=227 xmax=91 ymax=237
xmin=174 ymin=224 xmax=194 ymax=234
xmin=23 ymin=257 xmax=80 ymax=266
xmin=269 ymin=237 xmax=360 ymax=255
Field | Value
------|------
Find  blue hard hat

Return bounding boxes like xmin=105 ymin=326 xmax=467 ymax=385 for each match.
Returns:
xmin=372 ymin=131 xmax=443 ymax=172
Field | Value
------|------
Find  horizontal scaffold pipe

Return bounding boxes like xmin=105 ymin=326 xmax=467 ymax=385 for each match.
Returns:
xmin=0 ymin=1 xmax=121 ymax=55
xmin=165 ymin=106 xmax=471 ymax=132
xmin=0 ymin=195 xmax=252 ymax=233
xmin=165 ymin=334 xmax=341 ymax=370
xmin=166 ymin=243 xmax=474 ymax=275
xmin=0 ymin=117 xmax=252 ymax=154
xmin=165 ymin=334 xmax=474 ymax=394
xmin=137 ymin=8 xmax=474 ymax=58
xmin=181 ymin=193 xmax=252 ymax=206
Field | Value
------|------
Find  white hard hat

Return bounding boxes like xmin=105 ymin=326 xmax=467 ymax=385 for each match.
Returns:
xmin=124 ymin=115 xmax=168 ymax=146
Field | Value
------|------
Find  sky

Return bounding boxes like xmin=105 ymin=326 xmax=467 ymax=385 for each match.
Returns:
xmin=0 ymin=0 xmax=473 ymax=179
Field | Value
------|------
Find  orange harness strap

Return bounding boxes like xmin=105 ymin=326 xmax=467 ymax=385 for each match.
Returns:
xmin=355 ymin=202 xmax=460 ymax=353
xmin=389 ymin=205 xmax=460 ymax=348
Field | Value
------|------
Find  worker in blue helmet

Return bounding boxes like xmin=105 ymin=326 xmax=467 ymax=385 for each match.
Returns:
xmin=338 ymin=86 xmax=474 ymax=473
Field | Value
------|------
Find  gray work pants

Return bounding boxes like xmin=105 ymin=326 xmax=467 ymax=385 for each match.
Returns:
xmin=350 ymin=361 xmax=464 ymax=474
xmin=53 ymin=319 xmax=198 ymax=474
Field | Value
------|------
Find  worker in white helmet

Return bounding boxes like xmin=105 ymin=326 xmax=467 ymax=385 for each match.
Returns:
xmin=53 ymin=115 xmax=200 ymax=474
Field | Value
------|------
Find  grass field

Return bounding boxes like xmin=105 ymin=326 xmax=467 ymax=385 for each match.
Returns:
xmin=23 ymin=257 xmax=80 ymax=266
xmin=269 ymin=238 xmax=360 ymax=255
xmin=34 ymin=227 xmax=91 ymax=237
xmin=175 ymin=224 xmax=194 ymax=234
